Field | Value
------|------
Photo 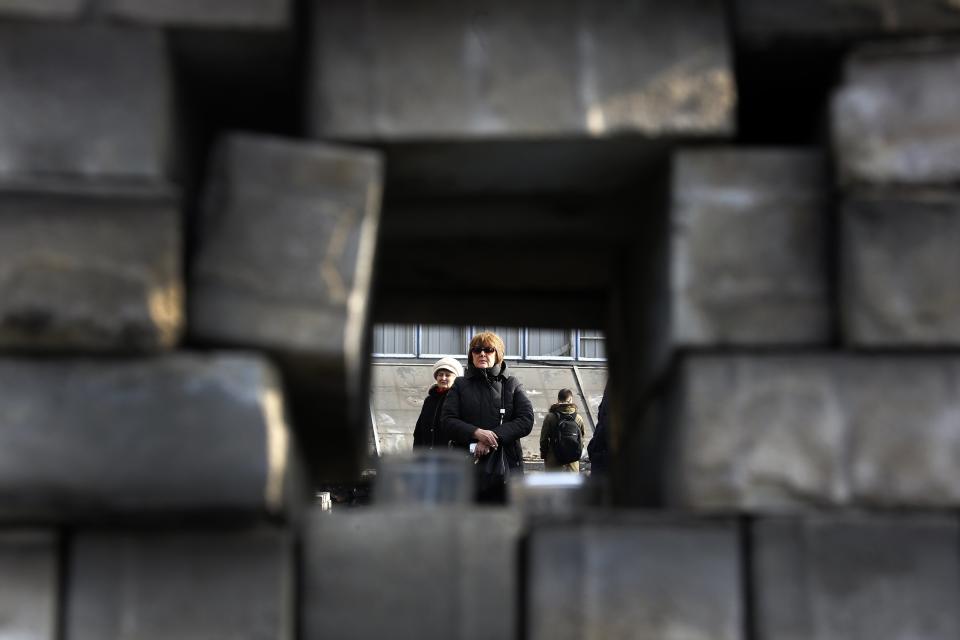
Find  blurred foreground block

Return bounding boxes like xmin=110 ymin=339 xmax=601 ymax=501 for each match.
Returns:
xmin=842 ymin=191 xmax=960 ymax=346
xmin=0 ymin=0 xmax=80 ymax=19
xmin=0 ymin=353 xmax=293 ymax=521
xmin=669 ymin=355 xmax=960 ymax=510
xmin=753 ymin=515 xmax=960 ymax=639
xmin=671 ymin=148 xmax=829 ymax=345
xmin=303 ymin=507 xmax=520 ymax=639
xmin=0 ymin=22 xmax=170 ymax=180
xmin=191 ymin=133 xmax=382 ymax=481
xmin=100 ymin=0 xmax=289 ymax=28
xmin=0 ymin=182 xmax=182 ymax=352
xmin=0 ymin=530 xmax=58 ymax=640
xmin=308 ymin=0 xmax=734 ymax=139
xmin=66 ymin=528 xmax=292 ymax=639
xmin=833 ymin=40 xmax=960 ymax=186
xmin=527 ymin=514 xmax=742 ymax=640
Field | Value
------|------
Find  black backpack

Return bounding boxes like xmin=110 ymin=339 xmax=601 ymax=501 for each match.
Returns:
xmin=549 ymin=410 xmax=582 ymax=465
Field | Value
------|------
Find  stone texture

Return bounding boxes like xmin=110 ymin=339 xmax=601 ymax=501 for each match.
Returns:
xmin=101 ymin=0 xmax=289 ymax=28
xmin=303 ymin=507 xmax=521 ymax=640
xmin=527 ymin=514 xmax=742 ymax=640
xmin=833 ymin=40 xmax=960 ymax=186
xmin=308 ymin=0 xmax=734 ymax=139
xmin=670 ymin=354 xmax=960 ymax=510
xmin=842 ymin=191 xmax=960 ymax=346
xmin=0 ymin=22 xmax=170 ymax=180
xmin=0 ymin=530 xmax=58 ymax=640
xmin=736 ymin=1 xmax=960 ymax=42
xmin=0 ymin=353 xmax=292 ymax=521
xmin=753 ymin=515 xmax=960 ymax=640
xmin=66 ymin=528 xmax=292 ymax=640
xmin=672 ymin=149 xmax=830 ymax=345
xmin=0 ymin=182 xmax=182 ymax=352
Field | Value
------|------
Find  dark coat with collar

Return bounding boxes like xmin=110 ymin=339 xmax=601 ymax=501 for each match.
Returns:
xmin=412 ymin=385 xmax=450 ymax=449
xmin=440 ymin=359 xmax=534 ymax=473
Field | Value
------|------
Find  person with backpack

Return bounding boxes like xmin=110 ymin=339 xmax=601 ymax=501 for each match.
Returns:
xmin=539 ymin=388 xmax=586 ymax=472
xmin=412 ymin=356 xmax=464 ymax=449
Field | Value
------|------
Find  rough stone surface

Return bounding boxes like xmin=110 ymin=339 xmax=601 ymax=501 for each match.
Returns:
xmin=842 ymin=191 xmax=960 ymax=346
xmin=0 ymin=530 xmax=58 ymax=640
xmin=671 ymin=354 xmax=960 ymax=510
xmin=66 ymin=528 xmax=292 ymax=640
xmin=0 ymin=22 xmax=170 ymax=180
xmin=753 ymin=515 xmax=960 ymax=640
xmin=0 ymin=353 xmax=292 ymax=521
xmin=308 ymin=0 xmax=734 ymax=139
xmin=527 ymin=514 xmax=742 ymax=640
xmin=303 ymin=507 xmax=520 ymax=640
xmin=101 ymin=0 xmax=289 ymax=28
xmin=672 ymin=149 xmax=830 ymax=345
xmin=736 ymin=1 xmax=960 ymax=42
xmin=0 ymin=182 xmax=182 ymax=352
xmin=833 ymin=40 xmax=960 ymax=186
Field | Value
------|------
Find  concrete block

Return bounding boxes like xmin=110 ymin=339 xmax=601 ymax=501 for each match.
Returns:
xmin=0 ymin=353 xmax=293 ymax=521
xmin=736 ymin=1 xmax=960 ymax=43
xmin=527 ymin=514 xmax=742 ymax=640
xmin=833 ymin=40 xmax=960 ymax=186
xmin=0 ymin=22 xmax=170 ymax=180
xmin=303 ymin=507 xmax=521 ymax=640
xmin=101 ymin=0 xmax=289 ymax=29
xmin=753 ymin=515 xmax=960 ymax=639
xmin=0 ymin=182 xmax=182 ymax=352
xmin=0 ymin=530 xmax=58 ymax=640
xmin=672 ymin=149 xmax=830 ymax=345
xmin=66 ymin=528 xmax=292 ymax=640
xmin=842 ymin=191 xmax=960 ymax=346
xmin=308 ymin=0 xmax=734 ymax=139
xmin=671 ymin=355 xmax=960 ymax=510
xmin=0 ymin=0 xmax=81 ymax=19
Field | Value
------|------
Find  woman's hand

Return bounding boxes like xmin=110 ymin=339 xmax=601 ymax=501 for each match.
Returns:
xmin=474 ymin=442 xmax=492 ymax=457
xmin=473 ymin=428 xmax=499 ymax=448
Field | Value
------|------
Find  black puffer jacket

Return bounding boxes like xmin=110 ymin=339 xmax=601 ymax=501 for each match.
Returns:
xmin=412 ymin=385 xmax=450 ymax=449
xmin=440 ymin=359 xmax=534 ymax=473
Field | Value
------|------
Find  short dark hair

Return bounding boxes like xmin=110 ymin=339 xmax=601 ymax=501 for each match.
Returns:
xmin=558 ymin=388 xmax=574 ymax=403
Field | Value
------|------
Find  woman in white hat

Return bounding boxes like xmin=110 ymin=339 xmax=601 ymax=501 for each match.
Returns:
xmin=412 ymin=356 xmax=464 ymax=449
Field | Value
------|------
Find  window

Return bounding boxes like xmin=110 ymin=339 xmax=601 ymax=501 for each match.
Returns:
xmin=526 ymin=328 xmax=574 ymax=359
xmin=420 ymin=325 xmax=468 ymax=356
xmin=372 ymin=324 xmax=416 ymax=356
xmin=578 ymin=329 xmax=606 ymax=359
xmin=371 ymin=325 xmax=606 ymax=361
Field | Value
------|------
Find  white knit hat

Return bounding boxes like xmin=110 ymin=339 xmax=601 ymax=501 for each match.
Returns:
xmin=432 ymin=356 xmax=464 ymax=379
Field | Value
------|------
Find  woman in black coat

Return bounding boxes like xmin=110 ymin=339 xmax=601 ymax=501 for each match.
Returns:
xmin=441 ymin=331 xmax=534 ymax=502
xmin=412 ymin=356 xmax=464 ymax=449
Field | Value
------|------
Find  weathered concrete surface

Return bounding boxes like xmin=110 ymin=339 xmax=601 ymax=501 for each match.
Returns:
xmin=672 ymin=149 xmax=830 ymax=345
xmin=0 ymin=0 xmax=81 ymax=18
xmin=371 ymin=362 xmax=605 ymax=458
xmin=842 ymin=191 xmax=960 ymax=346
xmin=527 ymin=514 xmax=742 ymax=640
xmin=66 ymin=528 xmax=292 ymax=639
xmin=101 ymin=0 xmax=289 ymax=28
xmin=833 ymin=40 xmax=960 ymax=186
xmin=0 ymin=22 xmax=170 ymax=180
xmin=670 ymin=355 xmax=960 ymax=510
xmin=308 ymin=0 xmax=734 ymax=139
xmin=0 ymin=530 xmax=58 ymax=640
xmin=0 ymin=182 xmax=182 ymax=352
xmin=736 ymin=1 xmax=960 ymax=42
xmin=0 ymin=354 xmax=292 ymax=521
xmin=753 ymin=515 xmax=960 ymax=639
xmin=303 ymin=507 xmax=521 ymax=640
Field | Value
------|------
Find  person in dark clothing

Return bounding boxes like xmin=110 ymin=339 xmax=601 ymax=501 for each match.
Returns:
xmin=441 ymin=331 xmax=534 ymax=503
xmin=587 ymin=384 xmax=610 ymax=475
xmin=412 ymin=356 xmax=464 ymax=449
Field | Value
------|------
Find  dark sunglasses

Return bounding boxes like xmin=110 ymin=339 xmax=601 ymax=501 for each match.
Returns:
xmin=471 ymin=346 xmax=496 ymax=354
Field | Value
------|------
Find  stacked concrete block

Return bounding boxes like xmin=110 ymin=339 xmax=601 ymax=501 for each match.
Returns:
xmin=66 ymin=528 xmax=292 ymax=639
xmin=667 ymin=354 xmax=960 ymax=510
xmin=302 ymin=507 xmax=521 ymax=640
xmin=527 ymin=515 xmax=742 ymax=639
xmin=752 ymin=515 xmax=960 ymax=639
xmin=191 ymin=133 xmax=383 ymax=478
xmin=308 ymin=0 xmax=734 ymax=139
xmin=671 ymin=149 xmax=830 ymax=346
xmin=0 ymin=0 xmax=81 ymax=19
xmin=99 ymin=0 xmax=290 ymax=28
xmin=0 ymin=353 xmax=294 ymax=521
xmin=0 ymin=530 xmax=58 ymax=639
